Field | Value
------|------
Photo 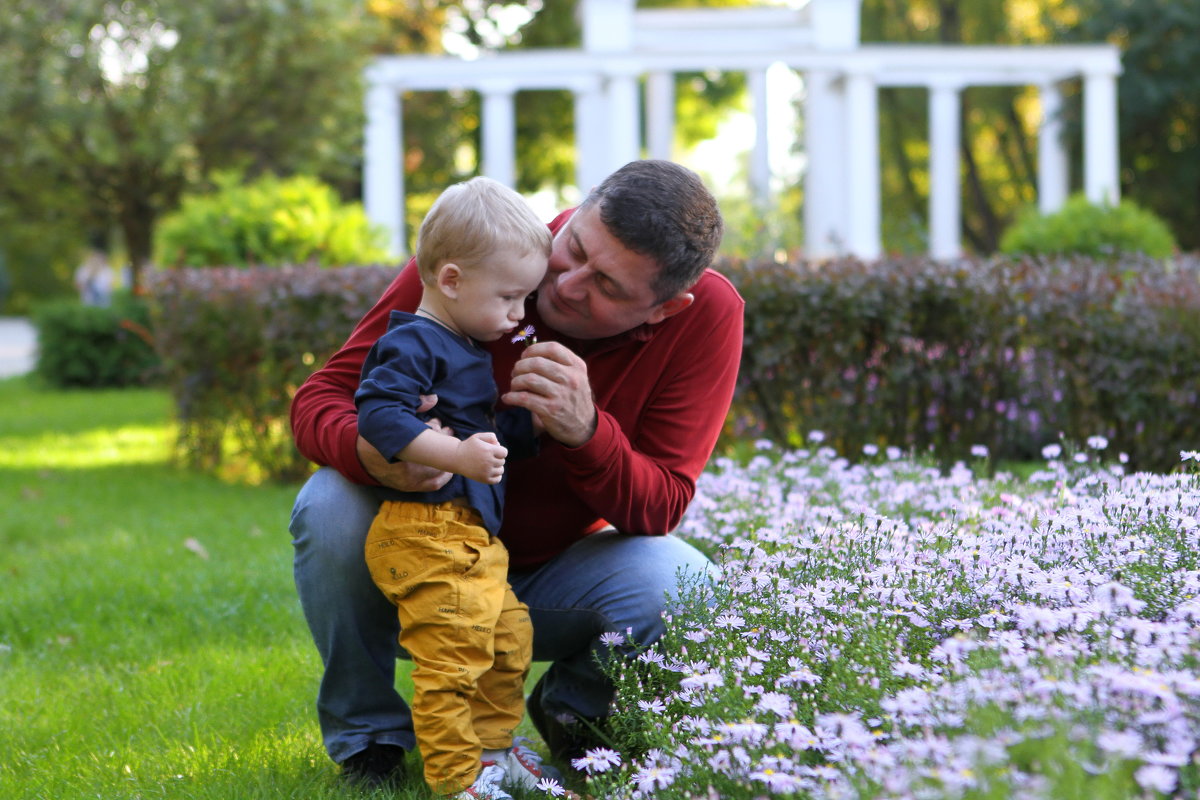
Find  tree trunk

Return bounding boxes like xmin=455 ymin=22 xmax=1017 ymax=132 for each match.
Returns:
xmin=881 ymin=89 xmax=926 ymax=224
xmin=960 ymin=98 xmax=1002 ymax=252
xmin=119 ymin=202 xmax=156 ymax=294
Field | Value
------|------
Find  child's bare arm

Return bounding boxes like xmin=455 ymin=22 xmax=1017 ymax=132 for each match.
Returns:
xmin=396 ymin=429 xmax=507 ymax=485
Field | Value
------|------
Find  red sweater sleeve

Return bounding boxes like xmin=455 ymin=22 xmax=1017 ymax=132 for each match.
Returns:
xmin=554 ymin=270 xmax=744 ymax=536
xmin=289 ymin=260 xmax=424 ymax=485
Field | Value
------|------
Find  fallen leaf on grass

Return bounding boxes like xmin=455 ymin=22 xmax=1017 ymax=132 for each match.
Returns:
xmin=183 ymin=537 xmax=210 ymax=560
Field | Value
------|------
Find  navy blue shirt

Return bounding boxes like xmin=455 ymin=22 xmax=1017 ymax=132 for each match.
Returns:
xmin=356 ymin=311 xmax=536 ymax=536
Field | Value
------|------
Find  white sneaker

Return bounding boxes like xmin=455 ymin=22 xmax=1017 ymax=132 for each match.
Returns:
xmin=487 ymin=737 xmax=562 ymax=791
xmin=450 ymin=762 xmax=513 ymax=800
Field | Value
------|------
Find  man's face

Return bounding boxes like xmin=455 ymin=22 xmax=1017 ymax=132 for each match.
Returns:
xmin=536 ymin=205 xmax=684 ymax=340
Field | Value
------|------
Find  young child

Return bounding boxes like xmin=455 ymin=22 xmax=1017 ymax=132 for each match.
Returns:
xmin=355 ymin=177 xmax=552 ymax=799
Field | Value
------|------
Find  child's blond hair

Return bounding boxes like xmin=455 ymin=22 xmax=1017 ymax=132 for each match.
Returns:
xmin=415 ymin=176 xmax=552 ymax=284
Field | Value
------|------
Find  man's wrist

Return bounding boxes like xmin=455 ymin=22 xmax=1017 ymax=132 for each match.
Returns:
xmin=560 ymin=407 xmax=599 ymax=450
xmin=354 ymin=435 xmax=389 ymax=485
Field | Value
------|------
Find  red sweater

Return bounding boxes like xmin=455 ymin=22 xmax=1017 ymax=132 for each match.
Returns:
xmin=290 ymin=210 xmax=745 ymax=568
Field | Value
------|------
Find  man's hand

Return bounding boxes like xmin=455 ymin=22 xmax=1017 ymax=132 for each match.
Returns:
xmin=357 ymin=435 xmax=454 ymax=492
xmin=502 ymin=341 xmax=597 ymax=448
xmin=357 ymin=393 xmax=455 ymax=491
xmin=455 ymin=432 xmax=508 ymax=484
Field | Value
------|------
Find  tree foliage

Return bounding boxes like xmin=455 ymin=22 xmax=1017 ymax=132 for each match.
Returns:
xmin=1049 ymin=0 xmax=1200 ymax=250
xmin=0 ymin=0 xmax=378 ymax=289
xmin=6 ymin=0 xmax=1189 ymax=303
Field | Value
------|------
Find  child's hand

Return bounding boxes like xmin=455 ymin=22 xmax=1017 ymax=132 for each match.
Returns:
xmin=456 ymin=432 xmax=508 ymax=484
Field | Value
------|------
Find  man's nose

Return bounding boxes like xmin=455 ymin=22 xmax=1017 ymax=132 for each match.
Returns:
xmin=555 ymin=266 xmax=586 ymax=300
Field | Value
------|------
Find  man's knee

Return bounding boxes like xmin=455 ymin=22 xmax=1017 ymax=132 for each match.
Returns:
xmin=599 ymin=534 xmax=715 ymax=640
xmin=291 ymin=467 xmax=379 ymax=565
xmin=623 ymin=534 xmax=715 ymax=601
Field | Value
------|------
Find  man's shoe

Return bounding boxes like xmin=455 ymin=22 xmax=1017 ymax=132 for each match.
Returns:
xmin=341 ymin=742 xmax=409 ymax=789
xmin=525 ymin=677 xmax=606 ymax=768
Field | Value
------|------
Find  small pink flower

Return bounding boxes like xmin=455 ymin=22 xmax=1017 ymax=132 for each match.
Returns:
xmin=571 ymin=747 xmax=621 ymax=774
xmin=535 ymin=777 xmax=566 ymax=796
xmin=511 ymin=325 xmax=537 ymax=345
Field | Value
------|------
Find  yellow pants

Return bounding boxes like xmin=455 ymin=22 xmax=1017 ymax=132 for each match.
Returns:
xmin=365 ymin=499 xmax=532 ymax=794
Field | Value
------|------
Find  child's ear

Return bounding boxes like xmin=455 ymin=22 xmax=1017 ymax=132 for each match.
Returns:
xmin=435 ymin=263 xmax=462 ymax=299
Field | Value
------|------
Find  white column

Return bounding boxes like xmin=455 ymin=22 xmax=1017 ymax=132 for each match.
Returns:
xmin=810 ymin=0 xmax=862 ymax=50
xmin=803 ymin=69 xmax=847 ymax=258
xmin=845 ymin=68 xmax=881 ymax=259
xmin=481 ymin=82 xmax=517 ymax=188
xmin=928 ymin=80 xmax=961 ymax=260
xmin=582 ymin=0 xmax=635 ymax=53
xmin=582 ymin=0 xmax=639 ymax=174
xmin=364 ymin=80 xmax=404 ymax=256
xmin=748 ymin=68 xmax=771 ymax=207
xmin=1038 ymin=81 xmax=1070 ymax=213
xmin=645 ymin=71 xmax=675 ymax=161
xmin=605 ymin=64 xmax=642 ymax=170
xmin=1083 ymin=68 xmax=1120 ymax=205
xmin=573 ymin=78 xmax=608 ymax=195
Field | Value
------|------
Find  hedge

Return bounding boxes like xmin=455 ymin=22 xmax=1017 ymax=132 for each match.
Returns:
xmin=145 ymin=265 xmax=399 ymax=482
xmin=33 ymin=291 xmax=160 ymax=389
xmin=145 ymin=255 xmax=1200 ymax=483
xmin=720 ymin=253 xmax=1200 ymax=471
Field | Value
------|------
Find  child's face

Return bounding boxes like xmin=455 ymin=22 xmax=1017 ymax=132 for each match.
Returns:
xmin=450 ymin=246 xmax=547 ymax=342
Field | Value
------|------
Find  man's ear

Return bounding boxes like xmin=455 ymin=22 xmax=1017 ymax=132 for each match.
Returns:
xmin=646 ymin=292 xmax=694 ymax=325
xmin=435 ymin=263 xmax=462 ymax=299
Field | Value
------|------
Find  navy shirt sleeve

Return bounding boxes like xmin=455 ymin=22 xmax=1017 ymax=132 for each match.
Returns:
xmin=355 ymin=323 xmax=446 ymax=463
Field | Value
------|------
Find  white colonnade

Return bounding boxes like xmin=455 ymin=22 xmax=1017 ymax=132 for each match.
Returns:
xmin=364 ymin=0 xmax=1121 ymax=260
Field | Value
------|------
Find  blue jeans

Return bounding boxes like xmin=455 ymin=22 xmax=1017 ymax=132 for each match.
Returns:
xmin=290 ymin=467 xmax=716 ymax=764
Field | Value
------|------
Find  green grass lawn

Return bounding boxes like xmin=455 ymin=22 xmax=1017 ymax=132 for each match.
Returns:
xmin=0 ymin=376 xmax=547 ymax=800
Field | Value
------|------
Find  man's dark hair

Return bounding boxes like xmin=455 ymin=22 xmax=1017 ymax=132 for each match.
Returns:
xmin=580 ymin=159 xmax=724 ymax=301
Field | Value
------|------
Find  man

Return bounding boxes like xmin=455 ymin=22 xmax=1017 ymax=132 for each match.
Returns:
xmin=289 ymin=159 xmax=744 ymax=787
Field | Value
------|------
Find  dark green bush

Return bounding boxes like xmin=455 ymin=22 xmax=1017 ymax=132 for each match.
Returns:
xmin=154 ymin=173 xmax=391 ymax=268
xmin=32 ymin=291 xmax=160 ymax=388
xmin=146 ymin=264 xmax=399 ymax=482
xmin=0 ymin=248 xmax=10 ymax=311
xmin=1000 ymin=194 xmax=1177 ymax=259
xmin=720 ymin=253 xmax=1200 ymax=472
xmin=0 ymin=226 xmax=78 ymax=314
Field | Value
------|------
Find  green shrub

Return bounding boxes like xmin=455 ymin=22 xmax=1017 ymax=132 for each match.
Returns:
xmin=717 ymin=186 xmax=804 ymax=259
xmin=154 ymin=173 xmax=391 ymax=268
xmin=720 ymin=253 xmax=1200 ymax=472
xmin=32 ymin=291 xmax=160 ymax=388
xmin=0 ymin=248 xmax=10 ymax=311
xmin=0 ymin=225 xmax=79 ymax=314
xmin=146 ymin=265 xmax=399 ymax=482
xmin=1000 ymin=194 xmax=1177 ymax=258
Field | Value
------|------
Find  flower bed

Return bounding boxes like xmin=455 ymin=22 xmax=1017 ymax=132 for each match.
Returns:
xmin=574 ymin=440 xmax=1200 ymax=799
